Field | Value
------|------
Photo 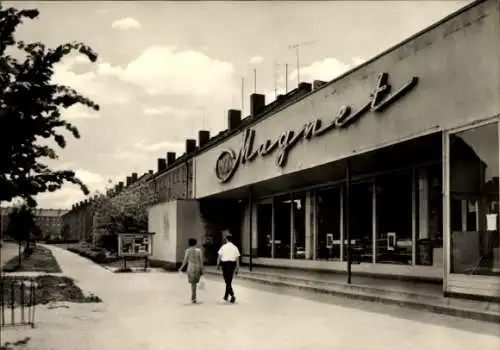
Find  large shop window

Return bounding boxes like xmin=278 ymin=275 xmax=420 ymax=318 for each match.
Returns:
xmin=415 ymin=164 xmax=443 ymax=266
xmin=316 ymin=187 xmax=342 ymax=261
xmin=292 ymin=192 xmax=307 ymax=259
xmin=449 ymin=122 xmax=500 ymax=276
xmin=347 ymin=181 xmax=373 ymax=263
xmin=256 ymin=201 xmax=273 ymax=258
xmin=274 ymin=194 xmax=292 ymax=259
xmin=375 ymin=171 xmax=413 ymax=265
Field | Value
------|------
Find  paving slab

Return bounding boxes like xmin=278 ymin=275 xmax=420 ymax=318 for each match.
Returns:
xmin=2 ymin=245 xmax=498 ymax=350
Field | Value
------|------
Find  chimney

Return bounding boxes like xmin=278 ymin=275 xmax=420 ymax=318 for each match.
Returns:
xmin=126 ymin=176 xmax=132 ymax=187
xmin=167 ymin=152 xmax=176 ymax=165
xmin=250 ymin=94 xmax=266 ymax=117
xmin=131 ymin=172 xmax=138 ymax=182
xmin=298 ymin=82 xmax=312 ymax=93
xmin=157 ymin=158 xmax=166 ymax=172
xmin=185 ymin=139 xmax=196 ymax=154
xmin=198 ymin=130 xmax=210 ymax=147
xmin=118 ymin=181 xmax=124 ymax=190
xmin=148 ymin=169 xmax=153 ymax=175
xmin=227 ymin=109 xmax=242 ymax=130
xmin=313 ymin=80 xmax=327 ymax=90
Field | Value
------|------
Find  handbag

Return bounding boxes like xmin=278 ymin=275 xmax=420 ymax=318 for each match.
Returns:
xmin=198 ymin=277 xmax=206 ymax=291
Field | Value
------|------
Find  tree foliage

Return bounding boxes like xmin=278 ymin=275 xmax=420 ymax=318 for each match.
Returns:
xmin=6 ymin=204 xmax=39 ymax=244
xmin=0 ymin=4 xmax=99 ymax=207
xmin=93 ymin=184 xmax=150 ymax=251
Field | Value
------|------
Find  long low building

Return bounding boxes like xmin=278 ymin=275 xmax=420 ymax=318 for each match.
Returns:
xmin=185 ymin=0 xmax=500 ymax=300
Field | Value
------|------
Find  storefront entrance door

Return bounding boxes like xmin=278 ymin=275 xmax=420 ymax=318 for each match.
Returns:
xmin=444 ymin=119 xmax=500 ymax=299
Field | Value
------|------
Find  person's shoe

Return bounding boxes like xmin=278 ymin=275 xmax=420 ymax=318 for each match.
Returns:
xmin=223 ymin=295 xmax=228 ymax=302
xmin=230 ymin=296 xmax=236 ymax=304
xmin=192 ymin=299 xmax=197 ymax=304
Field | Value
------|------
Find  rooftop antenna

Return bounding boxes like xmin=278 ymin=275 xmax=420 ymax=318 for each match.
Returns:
xmin=287 ymin=40 xmax=318 ymax=88
xmin=241 ymin=77 xmax=244 ymax=113
xmin=253 ymin=68 xmax=257 ymax=93
xmin=274 ymin=61 xmax=278 ymax=99
xmin=285 ymin=63 xmax=289 ymax=94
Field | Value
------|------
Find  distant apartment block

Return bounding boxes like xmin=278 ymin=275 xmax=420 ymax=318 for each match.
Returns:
xmin=0 ymin=207 xmax=67 ymax=239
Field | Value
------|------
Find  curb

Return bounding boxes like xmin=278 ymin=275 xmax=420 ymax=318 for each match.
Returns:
xmin=204 ymin=271 xmax=500 ymax=324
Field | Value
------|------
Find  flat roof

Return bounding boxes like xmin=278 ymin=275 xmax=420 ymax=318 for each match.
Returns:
xmin=191 ymin=0 xmax=485 ymax=156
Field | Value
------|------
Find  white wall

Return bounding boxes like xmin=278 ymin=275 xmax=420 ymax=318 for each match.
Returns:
xmin=148 ymin=201 xmax=178 ymax=263
xmin=175 ymin=200 xmax=205 ymax=262
xmin=195 ymin=1 xmax=500 ymax=198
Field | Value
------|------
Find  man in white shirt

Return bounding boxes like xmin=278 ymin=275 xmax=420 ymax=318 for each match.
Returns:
xmin=216 ymin=230 xmax=240 ymax=303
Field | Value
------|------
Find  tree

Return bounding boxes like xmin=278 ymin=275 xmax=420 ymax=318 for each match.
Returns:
xmin=0 ymin=4 xmax=99 ymax=207
xmin=93 ymin=183 xmax=150 ymax=252
xmin=6 ymin=204 xmax=39 ymax=265
xmin=61 ymin=223 xmax=71 ymax=240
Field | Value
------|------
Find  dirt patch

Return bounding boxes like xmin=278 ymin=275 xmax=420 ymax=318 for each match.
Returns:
xmin=1 ymin=275 xmax=101 ymax=306
xmin=1 ymin=245 xmax=62 ymax=273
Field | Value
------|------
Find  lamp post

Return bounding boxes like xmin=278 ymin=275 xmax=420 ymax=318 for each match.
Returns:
xmin=249 ymin=187 xmax=253 ymax=272
xmin=345 ymin=159 xmax=352 ymax=284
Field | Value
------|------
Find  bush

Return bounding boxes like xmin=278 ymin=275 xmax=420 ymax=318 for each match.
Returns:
xmin=115 ymin=267 xmax=133 ymax=273
xmin=67 ymin=244 xmax=120 ymax=264
xmin=45 ymin=238 xmax=80 ymax=244
xmin=22 ymin=247 xmax=34 ymax=258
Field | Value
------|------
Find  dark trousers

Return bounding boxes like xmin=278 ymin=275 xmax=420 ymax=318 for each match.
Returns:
xmin=221 ymin=261 xmax=236 ymax=298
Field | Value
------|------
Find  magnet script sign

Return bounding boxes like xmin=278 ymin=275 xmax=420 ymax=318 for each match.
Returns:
xmin=215 ymin=72 xmax=418 ymax=183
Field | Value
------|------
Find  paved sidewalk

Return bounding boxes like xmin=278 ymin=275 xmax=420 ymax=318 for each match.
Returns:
xmin=202 ymin=266 xmax=500 ymax=322
xmin=1 ymin=245 xmax=499 ymax=350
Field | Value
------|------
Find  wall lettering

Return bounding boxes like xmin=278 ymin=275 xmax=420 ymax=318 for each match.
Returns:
xmin=215 ymin=72 xmax=419 ymax=183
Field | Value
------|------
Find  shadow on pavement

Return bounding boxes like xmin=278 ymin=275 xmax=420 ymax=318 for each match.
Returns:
xmin=1 ymin=337 xmax=31 ymax=350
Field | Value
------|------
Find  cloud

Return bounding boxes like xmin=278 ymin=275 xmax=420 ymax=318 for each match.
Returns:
xmin=32 ymin=169 xmax=105 ymax=209
xmin=110 ymin=46 xmax=235 ymax=97
xmin=134 ymin=141 xmax=184 ymax=153
xmin=61 ymin=104 xmax=100 ymax=120
xmin=74 ymin=169 xmax=104 ymax=184
xmin=352 ymin=57 xmax=367 ymax=66
xmin=105 ymin=150 xmax=145 ymax=161
xmin=263 ymin=57 xmax=366 ymax=103
xmin=292 ymin=58 xmax=351 ymax=83
xmin=143 ymin=106 xmax=192 ymax=117
xmin=249 ymin=56 xmax=264 ymax=65
xmin=52 ymin=54 xmax=134 ymax=106
xmin=52 ymin=46 xmax=235 ymax=108
xmin=111 ymin=17 xmax=142 ymax=30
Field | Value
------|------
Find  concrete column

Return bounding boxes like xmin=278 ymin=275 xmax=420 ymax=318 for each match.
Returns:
xmin=241 ymin=203 xmax=251 ymax=256
xmin=305 ymin=191 xmax=313 ymax=260
xmin=418 ymin=169 xmax=429 ymax=239
xmin=251 ymin=204 xmax=258 ymax=254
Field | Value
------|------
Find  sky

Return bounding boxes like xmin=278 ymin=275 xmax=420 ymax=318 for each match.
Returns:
xmin=4 ymin=0 xmax=473 ymax=209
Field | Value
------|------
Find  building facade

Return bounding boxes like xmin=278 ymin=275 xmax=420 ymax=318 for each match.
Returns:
xmin=62 ymin=171 xmax=155 ymax=243
xmin=193 ymin=0 xmax=500 ymax=299
xmin=1 ymin=207 xmax=67 ymax=239
xmin=147 ymin=138 xmax=202 ymax=268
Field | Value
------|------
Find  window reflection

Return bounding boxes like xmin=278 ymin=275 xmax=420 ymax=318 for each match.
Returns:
xmin=316 ymin=188 xmax=341 ymax=260
xmin=292 ymin=192 xmax=306 ymax=259
xmin=256 ymin=202 xmax=273 ymax=258
xmin=375 ymin=171 xmax=413 ymax=265
xmin=346 ymin=181 xmax=373 ymax=263
xmin=274 ymin=194 xmax=292 ymax=259
xmin=449 ymin=122 xmax=500 ymax=276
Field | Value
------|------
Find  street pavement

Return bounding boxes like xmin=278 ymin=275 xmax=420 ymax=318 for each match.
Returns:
xmin=1 ymin=241 xmax=19 ymax=267
xmin=1 ymin=245 xmax=499 ymax=350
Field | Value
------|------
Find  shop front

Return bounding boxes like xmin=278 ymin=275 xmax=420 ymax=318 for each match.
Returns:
xmin=194 ymin=0 xmax=500 ymax=298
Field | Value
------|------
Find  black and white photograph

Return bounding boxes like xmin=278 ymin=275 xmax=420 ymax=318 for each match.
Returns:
xmin=1 ymin=0 xmax=500 ymax=349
